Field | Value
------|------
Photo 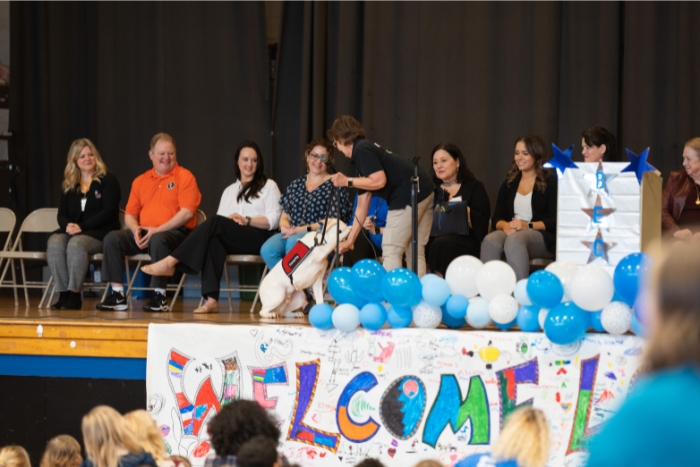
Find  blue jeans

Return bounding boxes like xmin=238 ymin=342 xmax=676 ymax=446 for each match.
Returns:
xmin=260 ymin=232 xmax=307 ymax=269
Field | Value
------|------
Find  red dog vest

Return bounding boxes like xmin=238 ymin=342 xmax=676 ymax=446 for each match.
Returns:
xmin=281 ymin=240 xmax=315 ymax=280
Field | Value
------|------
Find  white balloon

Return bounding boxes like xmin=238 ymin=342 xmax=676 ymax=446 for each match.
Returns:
xmin=488 ymin=294 xmax=519 ymax=324
xmin=475 ymin=260 xmax=516 ymax=301
xmin=514 ymin=279 xmax=532 ymax=306
xmin=445 ymin=256 xmax=483 ymax=298
xmin=538 ymin=308 xmax=550 ymax=329
xmin=412 ymin=301 xmax=443 ymax=329
xmin=545 ymin=261 xmax=579 ymax=301
xmin=601 ymin=301 xmax=632 ymax=335
xmin=568 ymin=265 xmax=614 ymax=311
xmin=466 ymin=297 xmax=491 ymax=328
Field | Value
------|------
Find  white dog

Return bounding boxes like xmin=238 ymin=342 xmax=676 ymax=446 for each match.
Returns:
xmin=258 ymin=219 xmax=349 ymax=319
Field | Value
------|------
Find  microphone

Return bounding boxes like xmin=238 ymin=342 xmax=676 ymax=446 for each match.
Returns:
xmin=319 ymin=154 xmax=336 ymax=173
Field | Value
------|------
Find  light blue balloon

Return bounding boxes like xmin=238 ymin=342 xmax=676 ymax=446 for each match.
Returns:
xmin=495 ymin=318 xmax=516 ymax=331
xmin=309 ymin=303 xmax=334 ymax=330
xmin=589 ymin=310 xmax=605 ymax=332
xmin=386 ymin=305 xmax=413 ymax=328
xmin=441 ymin=304 xmax=467 ymax=328
xmin=516 ymin=305 xmax=541 ymax=332
xmin=351 ymin=259 xmax=386 ymax=303
xmin=359 ymin=303 xmax=387 ymax=331
xmin=614 ymin=253 xmax=650 ymax=306
xmin=631 ymin=316 xmax=647 ymax=337
xmin=544 ymin=302 xmax=588 ymax=345
xmin=382 ymin=268 xmax=422 ymax=308
xmin=332 ymin=303 xmax=361 ymax=332
xmin=466 ymin=298 xmax=491 ymax=328
xmin=420 ymin=274 xmax=441 ymax=287
xmin=422 ymin=277 xmax=451 ymax=307
xmin=514 ymin=279 xmax=532 ymax=306
xmin=527 ymin=270 xmax=564 ymax=309
xmin=328 ymin=267 xmax=368 ymax=308
xmin=445 ymin=294 xmax=469 ymax=319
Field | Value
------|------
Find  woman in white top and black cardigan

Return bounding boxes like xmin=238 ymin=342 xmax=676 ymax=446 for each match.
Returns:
xmin=142 ymin=141 xmax=281 ymax=313
xmin=480 ymin=134 xmax=557 ymax=281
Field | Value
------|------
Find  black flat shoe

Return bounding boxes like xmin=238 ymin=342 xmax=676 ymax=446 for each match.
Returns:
xmin=51 ymin=291 xmax=70 ymax=310
xmin=60 ymin=292 xmax=83 ymax=310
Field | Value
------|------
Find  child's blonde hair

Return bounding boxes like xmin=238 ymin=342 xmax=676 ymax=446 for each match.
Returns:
xmin=82 ymin=406 xmax=143 ymax=467
xmin=492 ymin=407 xmax=550 ymax=467
xmin=123 ymin=410 xmax=168 ymax=461
xmin=40 ymin=435 xmax=82 ymax=467
xmin=0 ymin=446 xmax=31 ymax=467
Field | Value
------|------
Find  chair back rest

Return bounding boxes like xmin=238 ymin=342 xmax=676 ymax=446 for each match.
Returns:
xmin=12 ymin=208 xmax=60 ymax=250
xmin=0 ymin=208 xmax=16 ymax=252
xmin=196 ymin=209 xmax=206 ymax=226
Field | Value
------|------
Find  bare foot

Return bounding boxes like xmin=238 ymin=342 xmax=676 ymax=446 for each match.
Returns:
xmin=194 ymin=298 xmax=219 ymax=314
xmin=142 ymin=257 xmax=177 ymax=276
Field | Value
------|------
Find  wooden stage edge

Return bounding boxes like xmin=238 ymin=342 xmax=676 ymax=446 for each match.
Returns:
xmin=0 ymin=295 xmax=312 ymax=359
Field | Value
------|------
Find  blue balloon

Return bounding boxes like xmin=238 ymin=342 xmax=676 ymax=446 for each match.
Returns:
xmin=466 ymin=298 xmax=491 ymax=328
xmin=527 ymin=270 xmax=564 ymax=309
xmin=445 ymin=294 xmax=469 ymax=319
xmin=544 ymin=302 xmax=588 ymax=345
xmin=631 ymin=316 xmax=647 ymax=337
xmin=420 ymin=273 xmax=441 ymax=287
xmin=589 ymin=310 xmax=605 ymax=332
xmin=309 ymin=303 xmax=334 ymax=330
xmin=441 ymin=305 xmax=467 ymax=328
xmin=614 ymin=253 xmax=650 ymax=306
xmin=332 ymin=303 xmax=361 ymax=332
xmin=422 ymin=277 xmax=451 ymax=307
xmin=328 ymin=267 xmax=368 ymax=308
xmin=382 ymin=268 xmax=422 ymax=308
xmin=516 ymin=305 xmax=541 ymax=332
xmin=633 ymin=290 xmax=649 ymax=326
xmin=495 ymin=318 xmax=516 ymax=331
xmin=351 ymin=259 xmax=386 ymax=303
xmin=359 ymin=303 xmax=387 ymax=331
xmin=386 ymin=305 xmax=413 ymax=328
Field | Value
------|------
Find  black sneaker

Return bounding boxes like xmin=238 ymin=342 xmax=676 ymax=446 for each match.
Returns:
xmin=60 ymin=292 xmax=83 ymax=310
xmin=96 ymin=291 xmax=127 ymax=311
xmin=51 ymin=291 xmax=70 ymax=310
xmin=144 ymin=291 xmax=169 ymax=312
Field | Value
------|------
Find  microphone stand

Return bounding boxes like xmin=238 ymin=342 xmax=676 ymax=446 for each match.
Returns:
xmin=411 ymin=157 xmax=420 ymax=274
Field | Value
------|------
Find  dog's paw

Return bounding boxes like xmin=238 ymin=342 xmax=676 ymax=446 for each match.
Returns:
xmin=260 ymin=311 xmax=279 ymax=320
xmin=284 ymin=311 xmax=305 ymax=319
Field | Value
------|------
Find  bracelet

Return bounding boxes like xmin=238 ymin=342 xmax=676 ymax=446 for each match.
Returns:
xmin=246 ymin=216 xmax=251 ymax=226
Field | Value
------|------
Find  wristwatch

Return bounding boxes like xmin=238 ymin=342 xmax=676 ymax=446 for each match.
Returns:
xmin=528 ymin=222 xmax=533 ymax=230
xmin=306 ymin=225 xmax=312 ymax=232
xmin=348 ymin=177 xmax=354 ymax=187
xmin=245 ymin=216 xmax=251 ymax=226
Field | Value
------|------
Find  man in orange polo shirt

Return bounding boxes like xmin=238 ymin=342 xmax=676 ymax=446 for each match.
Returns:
xmin=96 ymin=133 xmax=201 ymax=312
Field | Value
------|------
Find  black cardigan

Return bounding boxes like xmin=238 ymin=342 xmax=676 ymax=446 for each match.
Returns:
xmin=56 ymin=171 xmax=121 ymax=241
xmin=492 ymin=170 xmax=558 ymax=252
xmin=433 ymin=177 xmax=491 ymax=243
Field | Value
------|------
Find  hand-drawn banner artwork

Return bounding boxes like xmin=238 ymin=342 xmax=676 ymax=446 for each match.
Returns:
xmin=146 ymin=325 xmax=645 ymax=467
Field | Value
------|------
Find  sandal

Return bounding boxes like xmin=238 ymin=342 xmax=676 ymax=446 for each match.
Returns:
xmin=193 ymin=302 xmax=219 ymax=314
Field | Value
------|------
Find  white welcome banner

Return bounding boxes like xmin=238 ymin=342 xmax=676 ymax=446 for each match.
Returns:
xmin=146 ymin=324 xmax=645 ymax=467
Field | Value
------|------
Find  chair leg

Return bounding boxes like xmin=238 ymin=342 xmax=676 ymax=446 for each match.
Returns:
xmin=0 ymin=256 xmax=17 ymax=306
xmin=125 ymin=260 xmax=142 ymax=310
xmin=19 ymin=258 xmax=29 ymax=307
xmin=250 ymin=265 xmax=268 ymax=313
xmin=47 ymin=282 xmax=56 ymax=308
xmin=224 ymin=265 xmax=233 ymax=312
xmin=169 ymin=274 xmax=187 ymax=311
xmin=39 ymin=276 xmax=54 ymax=308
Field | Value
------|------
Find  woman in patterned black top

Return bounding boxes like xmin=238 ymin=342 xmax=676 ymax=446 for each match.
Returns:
xmin=260 ymin=137 xmax=352 ymax=268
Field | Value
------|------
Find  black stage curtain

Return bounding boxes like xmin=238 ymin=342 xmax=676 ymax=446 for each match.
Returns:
xmin=10 ymin=2 xmax=270 ymax=219
xmin=272 ymin=1 xmax=700 ymax=208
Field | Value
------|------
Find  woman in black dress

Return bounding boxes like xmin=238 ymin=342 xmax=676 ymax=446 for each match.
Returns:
xmin=426 ymin=143 xmax=490 ymax=276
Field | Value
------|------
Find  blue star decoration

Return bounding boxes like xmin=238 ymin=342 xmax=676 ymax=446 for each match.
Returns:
xmin=581 ymin=194 xmax=616 ymax=233
xmin=583 ymin=161 xmax=618 ymax=198
xmin=544 ymin=143 xmax=578 ymax=178
xmin=581 ymin=229 xmax=617 ymax=265
xmin=621 ymin=147 xmax=657 ymax=184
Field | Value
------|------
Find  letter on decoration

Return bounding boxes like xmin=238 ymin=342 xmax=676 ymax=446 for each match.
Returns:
xmin=422 ymin=375 xmax=490 ymax=447
xmin=336 ymin=372 xmax=381 ymax=442
xmin=496 ymin=358 xmax=539 ymax=428
xmin=248 ymin=363 xmax=288 ymax=409
xmin=567 ymin=355 xmax=600 ymax=454
xmin=286 ymin=359 xmax=341 ymax=453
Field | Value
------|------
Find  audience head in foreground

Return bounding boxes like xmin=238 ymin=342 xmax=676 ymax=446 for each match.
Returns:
xmin=123 ymin=410 xmax=170 ymax=466
xmin=40 ymin=435 xmax=82 ymax=467
xmin=0 ymin=446 xmax=31 ymax=467
xmin=236 ymin=436 xmax=281 ymax=467
xmin=587 ymin=242 xmax=700 ymax=467
xmin=455 ymin=407 xmax=549 ymax=467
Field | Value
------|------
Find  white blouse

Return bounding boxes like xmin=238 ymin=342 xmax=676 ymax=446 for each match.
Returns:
xmin=514 ymin=191 xmax=533 ymax=222
xmin=216 ymin=179 xmax=282 ymax=230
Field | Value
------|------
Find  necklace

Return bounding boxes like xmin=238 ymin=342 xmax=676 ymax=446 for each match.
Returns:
xmin=81 ymin=179 xmax=91 ymax=193
xmin=441 ymin=180 xmax=459 ymax=188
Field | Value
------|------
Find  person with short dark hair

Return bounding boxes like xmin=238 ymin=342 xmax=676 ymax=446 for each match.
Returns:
xmin=328 ymin=116 xmax=436 ymax=276
xmin=480 ymin=134 xmax=557 ymax=281
xmin=353 ymin=459 xmax=386 ymax=467
xmin=236 ymin=437 xmax=280 ymax=467
xmin=204 ymin=400 xmax=280 ymax=467
xmin=581 ymin=126 xmax=617 ymax=163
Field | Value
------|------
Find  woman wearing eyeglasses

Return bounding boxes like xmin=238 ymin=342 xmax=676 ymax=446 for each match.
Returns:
xmin=259 ymin=137 xmax=352 ymax=269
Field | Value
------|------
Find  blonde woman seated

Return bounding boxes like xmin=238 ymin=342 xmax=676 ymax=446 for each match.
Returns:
xmin=81 ymin=406 xmax=157 ymax=467
xmin=455 ymin=407 xmax=549 ymax=467
xmin=0 ymin=446 xmax=31 ymax=467
xmin=124 ymin=410 xmax=185 ymax=467
xmin=48 ymin=139 xmax=121 ymax=310
xmin=41 ymin=435 xmax=82 ymax=467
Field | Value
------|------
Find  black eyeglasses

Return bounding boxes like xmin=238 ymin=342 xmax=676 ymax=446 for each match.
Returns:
xmin=308 ymin=153 xmax=328 ymax=162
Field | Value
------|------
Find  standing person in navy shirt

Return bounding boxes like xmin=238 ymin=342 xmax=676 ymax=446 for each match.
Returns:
xmin=328 ymin=116 xmax=435 ymax=277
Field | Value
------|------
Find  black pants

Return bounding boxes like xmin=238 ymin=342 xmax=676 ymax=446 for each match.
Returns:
xmin=341 ymin=231 xmax=382 ymax=268
xmin=101 ymin=227 xmax=188 ymax=288
xmin=171 ymin=215 xmax=273 ymax=300
xmin=426 ymin=234 xmax=480 ymax=276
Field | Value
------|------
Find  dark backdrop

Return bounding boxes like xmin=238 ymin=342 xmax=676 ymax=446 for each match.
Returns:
xmin=7 ymin=1 xmax=700 ymax=224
